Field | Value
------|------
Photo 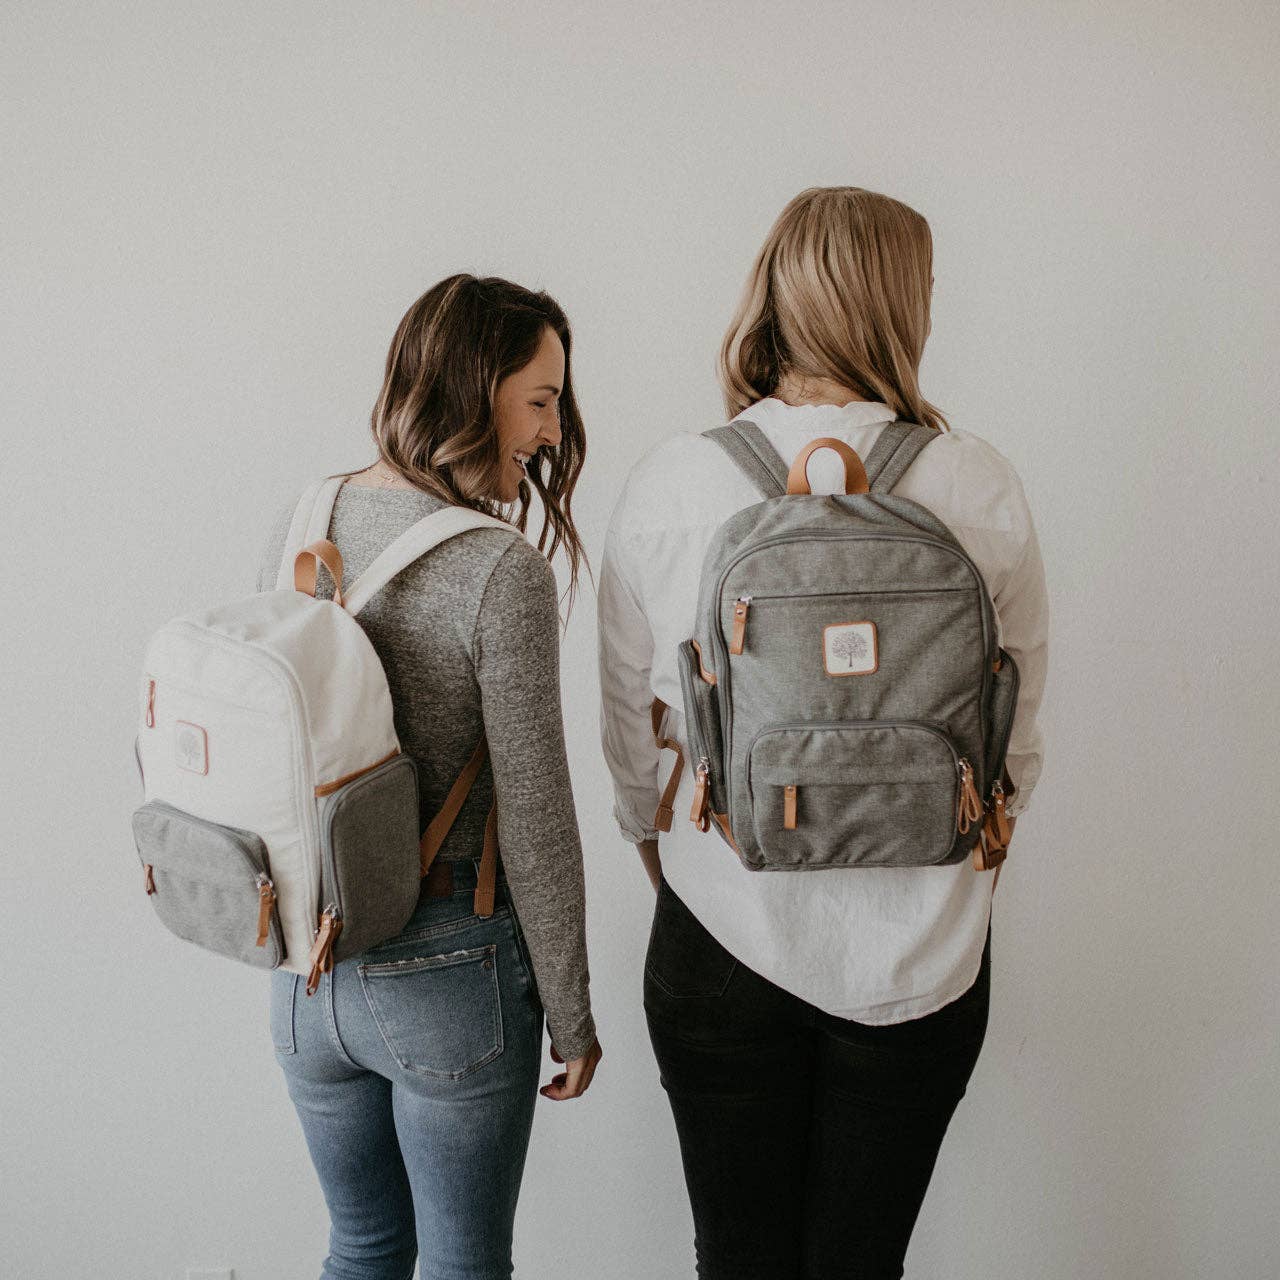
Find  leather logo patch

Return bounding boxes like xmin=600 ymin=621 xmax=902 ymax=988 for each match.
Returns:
xmin=175 ymin=721 xmax=209 ymax=774
xmin=823 ymin=621 xmax=878 ymax=676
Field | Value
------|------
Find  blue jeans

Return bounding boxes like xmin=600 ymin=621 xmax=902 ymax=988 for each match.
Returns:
xmin=270 ymin=861 xmax=544 ymax=1280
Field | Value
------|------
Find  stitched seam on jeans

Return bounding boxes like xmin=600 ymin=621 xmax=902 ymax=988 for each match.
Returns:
xmin=644 ymin=958 xmax=738 ymax=1000
xmin=364 ymin=905 xmax=513 ymax=952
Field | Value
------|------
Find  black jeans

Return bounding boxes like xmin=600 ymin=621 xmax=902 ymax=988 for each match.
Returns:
xmin=644 ymin=878 xmax=990 ymax=1280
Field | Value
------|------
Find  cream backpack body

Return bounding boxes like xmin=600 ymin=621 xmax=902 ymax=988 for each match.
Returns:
xmin=132 ymin=477 xmax=512 ymax=993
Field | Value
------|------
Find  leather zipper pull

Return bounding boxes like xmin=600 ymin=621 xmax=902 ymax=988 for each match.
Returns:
xmin=989 ymin=780 xmax=1012 ymax=848
xmin=783 ymin=784 xmax=798 ymax=830
xmin=690 ymin=760 xmax=711 ymax=832
xmin=305 ymin=907 xmax=343 ymax=996
xmin=956 ymin=759 xmax=982 ymax=834
xmin=145 ymin=679 xmax=157 ymax=728
xmin=255 ymin=875 xmax=277 ymax=948
xmin=730 ymin=597 xmax=751 ymax=655
xmin=143 ymin=863 xmax=156 ymax=895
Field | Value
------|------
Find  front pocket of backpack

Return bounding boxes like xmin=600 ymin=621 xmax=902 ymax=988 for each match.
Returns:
xmin=316 ymin=752 xmax=421 ymax=961
xmin=358 ymin=945 xmax=502 ymax=1081
xmin=131 ymin=800 xmax=283 ymax=967
xmin=746 ymin=722 xmax=963 ymax=868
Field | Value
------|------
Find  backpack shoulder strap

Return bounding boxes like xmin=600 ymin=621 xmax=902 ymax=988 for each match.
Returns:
xmin=274 ymin=476 xmax=346 ymax=591
xmin=862 ymin=421 xmax=940 ymax=493
xmin=703 ymin=420 xmax=789 ymax=498
xmin=342 ymin=505 xmax=519 ymax=616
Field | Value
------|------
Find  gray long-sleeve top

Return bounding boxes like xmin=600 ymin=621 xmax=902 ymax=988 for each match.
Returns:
xmin=258 ymin=482 xmax=595 ymax=1060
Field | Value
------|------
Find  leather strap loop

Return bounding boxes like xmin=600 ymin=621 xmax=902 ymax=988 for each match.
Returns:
xmin=420 ymin=738 xmax=488 ymax=875
xmin=474 ymin=802 xmax=499 ymax=917
xmin=294 ymin=539 xmax=345 ymax=607
xmin=650 ymin=698 xmax=685 ymax=833
xmin=785 ymin=438 xmax=869 ymax=496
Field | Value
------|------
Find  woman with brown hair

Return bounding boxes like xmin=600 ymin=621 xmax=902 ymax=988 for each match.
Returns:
xmin=259 ymin=275 xmax=601 ymax=1280
xmin=599 ymin=187 xmax=1049 ymax=1277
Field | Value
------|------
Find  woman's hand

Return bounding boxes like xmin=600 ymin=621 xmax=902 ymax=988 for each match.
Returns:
xmin=540 ymin=1037 xmax=603 ymax=1101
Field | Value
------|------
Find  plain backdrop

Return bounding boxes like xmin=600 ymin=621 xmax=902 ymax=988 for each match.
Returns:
xmin=3 ymin=3 xmax=1278 ymax=1278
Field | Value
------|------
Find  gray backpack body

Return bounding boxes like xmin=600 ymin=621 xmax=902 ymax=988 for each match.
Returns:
xmin=677 ymin=420 xmax=1020 ymax=872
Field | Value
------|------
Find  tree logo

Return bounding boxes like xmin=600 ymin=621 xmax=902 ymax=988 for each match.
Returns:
xmin=175 ymin=721 xmax=209 ymax=774
xmin=823 ymin=621 xmax=878 ymax=676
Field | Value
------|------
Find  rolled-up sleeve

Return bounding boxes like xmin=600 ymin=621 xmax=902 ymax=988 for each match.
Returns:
xmin=597 ymin=505 xmax=664 ymax=845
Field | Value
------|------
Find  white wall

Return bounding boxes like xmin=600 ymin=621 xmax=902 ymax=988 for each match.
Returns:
xmin=3 ymin=3 xmax=1277 ymax=1277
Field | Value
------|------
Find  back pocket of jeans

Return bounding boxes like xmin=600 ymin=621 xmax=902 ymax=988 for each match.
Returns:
xmin=644 ymin=882 xmax=737 ymax=999
xmin=358 ymin=945 xmax=502 ymax=1080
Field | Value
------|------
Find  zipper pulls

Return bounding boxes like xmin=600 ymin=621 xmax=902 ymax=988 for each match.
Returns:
xmin=729 ymin=596 xmax=752 ymax=655
xmin=143 ymin=863 xmax=156 ymax=895
xmin=783 ymin=784 xmax=798 ymax=830
xmin=690 ymin=758 xmax=711 ymax=832
xmin=956 ymin=758 xmax=982 ymax=834
xmin=305 ymin=905 xmax=344 ymax=996
xmin=145 ymin=679 xmax=156 ymax=728
xmin=255 ymin=874 xmax=277 ymax=948
xmin=987 ymin=779 xmax=1012 ymax=849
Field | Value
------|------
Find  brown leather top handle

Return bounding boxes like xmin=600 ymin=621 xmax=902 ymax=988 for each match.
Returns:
xmin=786 ymin=438 xmax=869 ymax=496
xmin=294 ymin=539 xmax=345 ymax=607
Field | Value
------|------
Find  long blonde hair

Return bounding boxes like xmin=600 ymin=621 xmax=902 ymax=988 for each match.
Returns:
xmin=719 ymin=186 xmax=948 ymax=432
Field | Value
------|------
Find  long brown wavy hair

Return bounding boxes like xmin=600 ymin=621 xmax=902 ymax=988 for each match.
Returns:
xmin=364 ymin=274 xmax=588 ymax=607
xmin=719 ymin=187 xmax=949 ymax=433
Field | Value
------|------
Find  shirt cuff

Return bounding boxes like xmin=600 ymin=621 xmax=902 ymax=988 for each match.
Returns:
xmin=548 ymin=1012 xmax=598 ymax=1064
xmin=612 ymin=799 xmax=659 ymax=845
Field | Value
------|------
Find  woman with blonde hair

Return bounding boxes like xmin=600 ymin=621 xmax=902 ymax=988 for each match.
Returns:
xmin=260 ymin=275 xmax=601 ymax=1280
xmin=599 ymin=188 xmax=1048 ymax=1277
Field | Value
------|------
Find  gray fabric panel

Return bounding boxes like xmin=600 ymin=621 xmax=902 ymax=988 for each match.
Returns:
xmin=746 ymin=724 xmax=958 ymax=868
xmin=704 ymin=421 xmax=789 ymax=498
xmin=984 ymin=648 xmax=1021 ymax=789
xmin=132 ymin=800 xmax=282 ymax=968
xmin=318 ymin=752 xmax=422 ymax=961
xmin=865 ymin=422 xmax=939 ymax=493
xmin=677 ymin=640 xmax=726 ymax=813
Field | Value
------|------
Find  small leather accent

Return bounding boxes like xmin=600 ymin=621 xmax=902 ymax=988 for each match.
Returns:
xmin=690 ymin=765 xmax=710 ymax=832
xmin=143 ymin=863 xmax=156 ymax=895
xmin=730 ymin=599 xmax=749 ymax=655
xmin=145 ymin=679 xmax=156 ymax=728
xmin=783 ymin=784 xmax=797 ymax=830
xmin=423 ymin=860 xmax=454 ymax=898
xmin=255 ymin=879 xmax=276 ymax=947
xmin=691 ymin=639 xmax=717 ymax=685
xmin=294 ymin=539 xmax=345 ymax=607
xmin=957 ymin=760 xmax=982 ymax=834
xmin=315 ymin=747 xmax=401 ymax=797
xmin=305 ymin=910 xmax=343 ymax=997
xmin=785 ymin=437 xmax=869 ymax=496
xmin=651 ymin=698 xmax=685 ymax=833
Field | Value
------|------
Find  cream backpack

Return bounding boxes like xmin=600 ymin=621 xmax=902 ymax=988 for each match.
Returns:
xmin=132 ymin=477 xmax=513 ymax=994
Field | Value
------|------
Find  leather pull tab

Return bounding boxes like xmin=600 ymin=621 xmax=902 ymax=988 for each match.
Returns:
xmin=143 ymin=863 xmax=156 ymax=895
xmin=690 ymin=764 xmax=711 ymax=832
xmin=255 ymin=877 xmax=276 ymax=947
xmin=145 ymin=679 xmax=156 ymax=729
xmin=783 ymin=785 xmax=798 ymax=830
xmin=956 ymin=759 xmax=982 ymax=834
xmin=305 ymin=910 xmax=343 ymax=996
xmin=730 ymin=598 xmax=750 ymax=655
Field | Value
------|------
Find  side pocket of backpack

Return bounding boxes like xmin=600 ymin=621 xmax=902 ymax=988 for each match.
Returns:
xmin=984 ymin=649 xmax=1021 ymax=797
xmin=317 ymin=752 xmax=422 ymax=962
xmin=678 ymin=639 xmax=726 ymax=816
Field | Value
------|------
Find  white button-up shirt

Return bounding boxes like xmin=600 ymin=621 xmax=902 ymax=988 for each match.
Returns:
xmin=597 ymin=397 xmax=1049 ymax=1022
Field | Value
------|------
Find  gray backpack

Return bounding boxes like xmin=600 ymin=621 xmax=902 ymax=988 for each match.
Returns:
xmin=675 ymin=420 xmax=1019 ymax=873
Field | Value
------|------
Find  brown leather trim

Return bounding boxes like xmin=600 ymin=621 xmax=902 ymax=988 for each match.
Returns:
xmin=294 ymin=539 xmax=345 ymax=607
xmin=786 ymin=437 xmax=869 ymax=496
xmin=691 ymin=639 xmax=717 ymax=685
xmin=651 ymin=698 xmax=685 ymax=833
xmin=315 ymin=747 xmax=401 ymax=797
xmin=474 ymin=802 xmax=499 ymax=917
xmin=783 ymin=784 xmax=797 ymax=830
xmin=823 ymin=622 xmax=879 ymax=677
xmin=420 ymin=738 xmax=488 ymax=876
xmin=143 ymin=863 xmax=156 ymax=895
xmin=730 ymin=599 xmax=749 ymax=655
